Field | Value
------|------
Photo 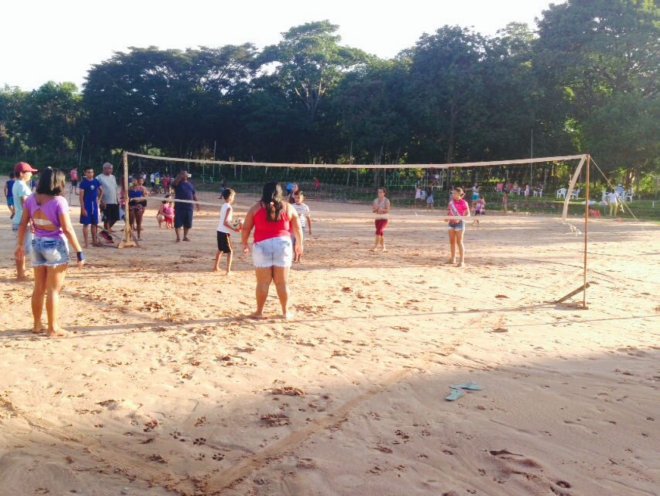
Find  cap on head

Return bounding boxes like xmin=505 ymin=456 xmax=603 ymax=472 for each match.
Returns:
xmin=103 ymin=162 xmax=113 ymax=169
xmin=14 ymin=162 xmax=38 ymax=175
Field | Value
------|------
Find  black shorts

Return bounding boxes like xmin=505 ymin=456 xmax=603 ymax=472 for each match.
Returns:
xmin=216 ymin=231 xmax=232 ymax=253
xmin=103 ymin=203 xmax=120 ymax=227
xmin=174 ymin=208 xmax=193 ymax=229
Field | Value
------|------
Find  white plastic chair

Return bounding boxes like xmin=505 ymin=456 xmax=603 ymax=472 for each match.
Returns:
xmin=623 ymin=190 xmax=633 ymax=202
xmin=533 ymin=188 xmax=543 ymax=197
xmin=556 ymin=188 xmax=567 ymax=199
xmin=570 ymin=188 xmax=580 ymax=200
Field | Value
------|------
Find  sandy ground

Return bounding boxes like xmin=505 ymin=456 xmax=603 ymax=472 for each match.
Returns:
xmin=0 ymin=190 xmax=659 ymax=496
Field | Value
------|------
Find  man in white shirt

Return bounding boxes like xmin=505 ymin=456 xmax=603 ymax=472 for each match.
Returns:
xmin=96 ymin=162 xmax=120 ymax=230
xmin=607 ymin=191 xmax=620 ymax=217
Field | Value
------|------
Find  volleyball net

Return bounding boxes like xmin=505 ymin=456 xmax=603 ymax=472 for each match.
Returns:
xmin=121 ymin=151 xmax=589 ymax=217
xmin=117 ymin=151 xmax=594 ymax=305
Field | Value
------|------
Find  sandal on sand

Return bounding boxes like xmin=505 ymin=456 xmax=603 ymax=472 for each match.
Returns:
xmin=451 ymin=382 xmax=483 ymax=391
xmin=445 ymin=388 xmax=465 ymax=401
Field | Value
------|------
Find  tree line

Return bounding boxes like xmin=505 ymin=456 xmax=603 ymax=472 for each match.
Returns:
xmin=0 ymin=0 xmax=657 ymax=191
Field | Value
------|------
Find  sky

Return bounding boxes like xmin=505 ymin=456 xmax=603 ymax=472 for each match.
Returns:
xmin=2 ymin=0 xmax=564 ymax=91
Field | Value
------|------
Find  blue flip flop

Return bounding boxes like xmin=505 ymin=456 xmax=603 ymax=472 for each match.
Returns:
xmin=445 ymin=388 xmax=465 ymax=401
xmin=451 ymin=382 xmax=483 ymax=391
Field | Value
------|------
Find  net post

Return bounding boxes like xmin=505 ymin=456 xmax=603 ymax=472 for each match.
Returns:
xmin=582 ymin=154 xmax=591 ymax=308
xmin=118 ymin=151 xmax=137 ymax=249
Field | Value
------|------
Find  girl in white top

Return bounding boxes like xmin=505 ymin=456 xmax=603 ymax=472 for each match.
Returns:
xmin=214 ymin=188 xmax=241 ymax=274
xmin=371 ymin=188 xmax=391 ymax=252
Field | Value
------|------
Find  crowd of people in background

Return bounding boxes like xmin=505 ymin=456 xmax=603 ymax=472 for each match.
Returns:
xmin=4 ymin=160 xmax=642 ymax=329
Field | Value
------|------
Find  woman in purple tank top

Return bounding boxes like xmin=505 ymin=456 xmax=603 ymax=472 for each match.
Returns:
xmin=15 ymin=168 xmax=84 ymax=337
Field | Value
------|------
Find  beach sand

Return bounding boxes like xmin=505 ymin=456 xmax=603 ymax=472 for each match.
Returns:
xmin=1 ymin=191 xmax=658 ymax=496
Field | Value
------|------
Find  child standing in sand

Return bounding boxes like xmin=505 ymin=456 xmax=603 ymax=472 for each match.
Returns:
xmin=473 ymin=195 xmax=486 ymax=226
xmin=214 ymin=188 xmax=241 ymax=274
xmin=426 ymin=189 xmax=434 ymax=209
xmin=446 ymin=187 xmax=470 ymax=267
xmin=371 ymin=188 xmax=391 ymax=252
xmin=79 ymin=166 xmax=103 ymax=247
xmin=291 ymin=191 xmax=312 ymax=263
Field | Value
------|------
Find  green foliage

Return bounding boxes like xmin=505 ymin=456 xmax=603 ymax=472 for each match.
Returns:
xmin=0 ymin=4 xmax=657 ymax=186
xmin=535 ymin=0 xmax=659 ymax=172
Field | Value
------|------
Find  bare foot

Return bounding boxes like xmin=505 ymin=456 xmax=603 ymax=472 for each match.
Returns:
xmin=183 ymin=237 xmax=191 ymax=242
xmin=282 ymin=311 xmax=296 ymax=321
xmin=212 ymin=267 xmax=220 ymax=272
xmin=381 ymin=247 xmax=387 ymax=252
xmin=225 ymin=271 xmax=231 ymax=276
xmin=457 ymin=261 xmax=465 ymax=267
xmin=248 ymin=312 xmax=265 ymax=320
xmin=445 ymin=259 xmax=456 ymax=265
xmin=47 ymin=327 xmax=68 ymax=338
xmin=32 ymin=324 xmax=44 ymax=334
xmin=16 ymin=275 xmax=28 ymax=282
xmin=369 ymin=247 xmax=378 ymax=252
xmin=176 ymin=238 xmax=181 ymax=243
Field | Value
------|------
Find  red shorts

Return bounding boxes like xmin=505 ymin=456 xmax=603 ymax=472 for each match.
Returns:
xmin=375 ymin=219 xmax=389 ymax=236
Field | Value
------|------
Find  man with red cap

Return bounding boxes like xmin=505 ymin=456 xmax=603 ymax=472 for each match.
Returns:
xmin=12 ymin=162 xmax=38 ymax=280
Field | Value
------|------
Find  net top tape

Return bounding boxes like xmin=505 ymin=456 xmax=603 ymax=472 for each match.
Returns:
xmin=126 ymin=152 xmax=587 ymax=170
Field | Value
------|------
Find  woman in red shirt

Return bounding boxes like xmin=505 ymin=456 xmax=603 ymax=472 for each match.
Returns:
xmin=241 ymin=182 xmax=303 ymax=319
xmin=446 ymin=187 xmax=470 ymax=267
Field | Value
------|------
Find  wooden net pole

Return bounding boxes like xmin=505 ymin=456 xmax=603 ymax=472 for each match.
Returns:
xmin=582 ymin=154 xmax=591 ymax=308
xmin=118 ymin=151 xmax=137 ymax=248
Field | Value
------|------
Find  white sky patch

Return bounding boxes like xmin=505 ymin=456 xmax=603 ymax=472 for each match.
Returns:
xmin=2 ymin=0 xmax=564 ymax=90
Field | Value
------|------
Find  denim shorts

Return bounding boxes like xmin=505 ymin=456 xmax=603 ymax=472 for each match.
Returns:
xmin=448 ymin=221 xmax=466 ymax=232
xmin=12 ymin=225 xmax=33 ymax=255
xmin=31 ymin=236 xmax=70 ymax=268
xmin=252 ymin=236 xmax=293 ymax=268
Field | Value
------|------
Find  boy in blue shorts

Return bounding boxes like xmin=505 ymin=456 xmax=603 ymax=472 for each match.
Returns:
xmin=79 ymin=166 xmax=103 ymax=247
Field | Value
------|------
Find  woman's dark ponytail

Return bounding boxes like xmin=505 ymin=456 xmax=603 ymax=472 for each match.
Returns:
xmin=261 ymin=182 xmax=284 ymax=222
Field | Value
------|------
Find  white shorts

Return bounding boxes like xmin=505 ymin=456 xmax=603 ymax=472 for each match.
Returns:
xmin=252 ymin=236 xmax=293 ymax=268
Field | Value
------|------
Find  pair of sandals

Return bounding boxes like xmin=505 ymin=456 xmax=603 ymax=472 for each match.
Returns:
xmin=445 ymin=382 xmax=483 ymax=401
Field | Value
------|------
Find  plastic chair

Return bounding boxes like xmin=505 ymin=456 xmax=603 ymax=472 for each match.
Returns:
xmin=570 ymin=188 xmax=580 ymax=200
xmin=556 ymin=188 xmax=567 ymax=199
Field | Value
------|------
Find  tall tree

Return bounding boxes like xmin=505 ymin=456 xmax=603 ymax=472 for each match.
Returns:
xmin=0 ymin=86 xmax=29 ymax=159
xmin=260 ymin=21 xmax=368 ymax=125
xmin=21 ymin=82 xmax=84 ymax=163
xmin=405 ymin=26 xmax=487 ymax=163
xmin=83 ymin=45 xmax=257 ymax=157
xmin=331 ymin=59 xmax=410 ymax=164
xmin=534 ymin=0 xmax=659 ymax=174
